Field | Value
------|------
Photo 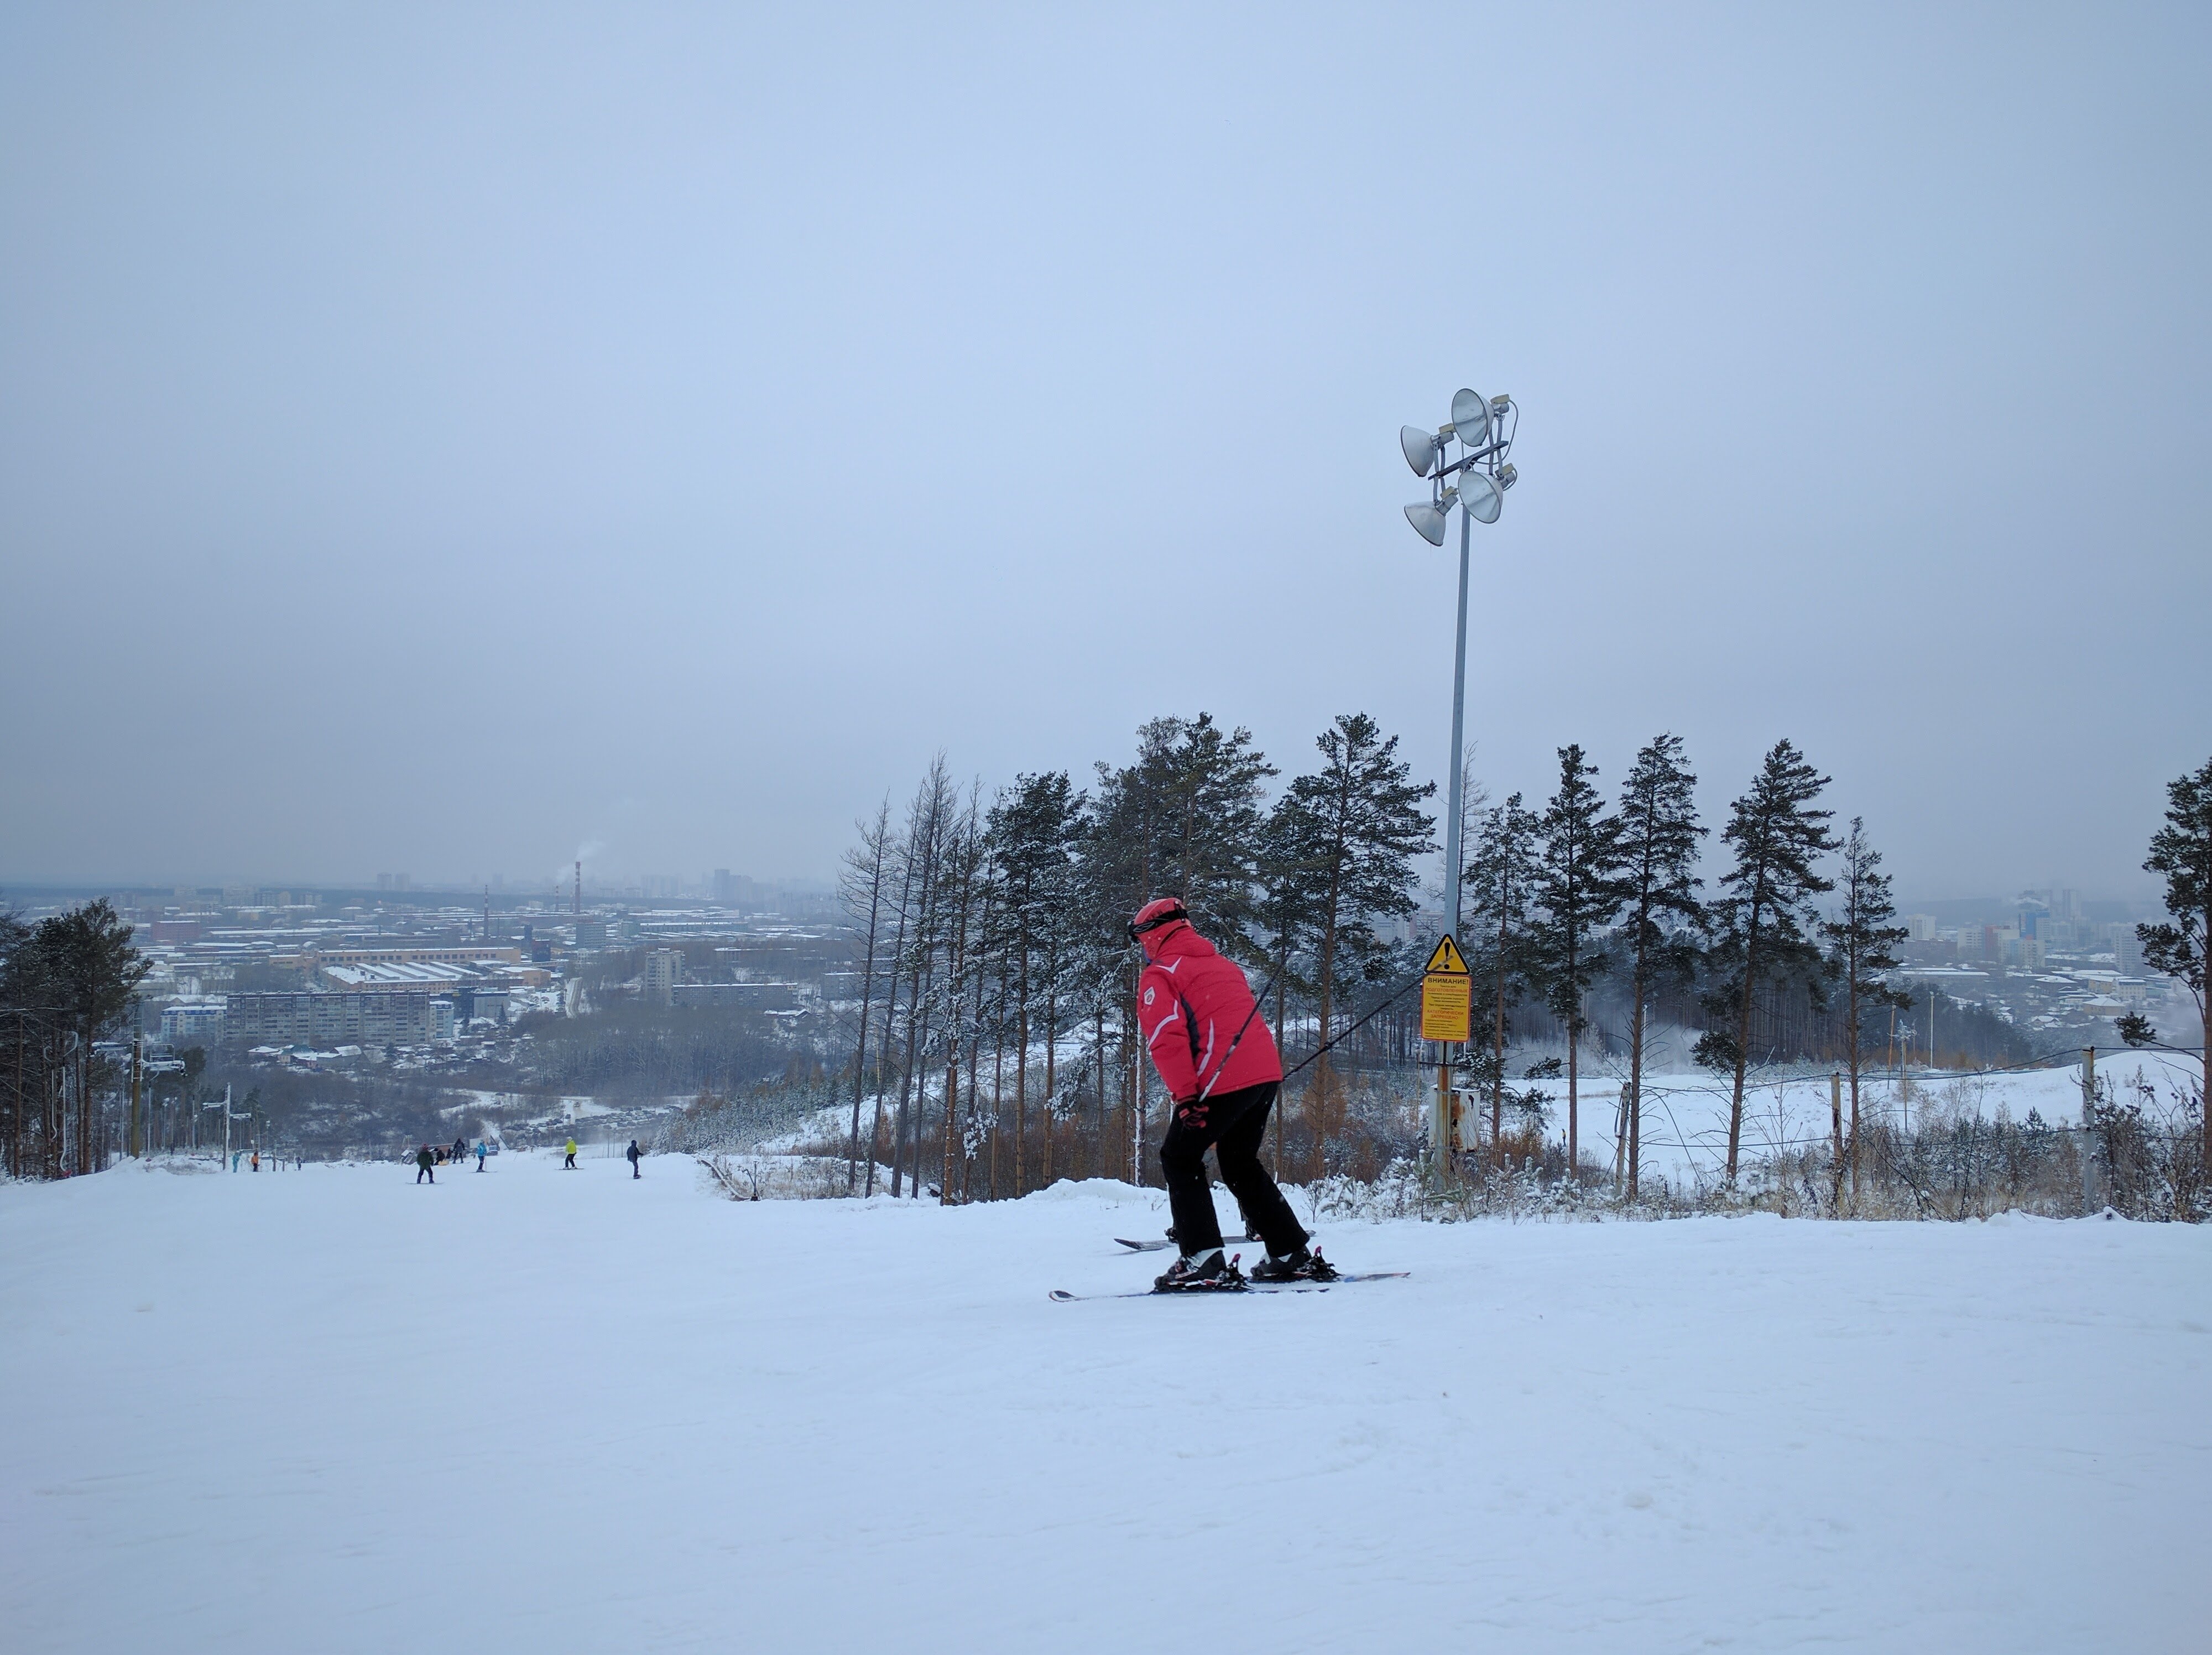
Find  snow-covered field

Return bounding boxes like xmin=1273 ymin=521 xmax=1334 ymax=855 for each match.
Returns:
xmin=3 ymin=1151 xmax=2205 ymax=1653
xmin=1511 ymin=1050 xmax=2192 ymax=1184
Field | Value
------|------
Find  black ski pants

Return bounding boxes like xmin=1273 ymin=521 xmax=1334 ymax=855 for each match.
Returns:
xmin=417 ymin=1165 xmax=432 ymax=1184
xmin=1158 ymin=1081 xmax=1306 ymax=1260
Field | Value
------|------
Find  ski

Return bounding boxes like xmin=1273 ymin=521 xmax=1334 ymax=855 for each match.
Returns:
xmin=1049 ymin=1272 xmax=1409 ymax=1302
xmin=1114 ymin=1236 xmax=1266 ymax=1252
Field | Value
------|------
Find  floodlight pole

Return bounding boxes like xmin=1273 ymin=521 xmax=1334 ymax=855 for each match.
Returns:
xmin=1443 ymin=503 xmax=1471 ymax=946
xmin=1400 ymin=387 xmax=1517 ymax=1180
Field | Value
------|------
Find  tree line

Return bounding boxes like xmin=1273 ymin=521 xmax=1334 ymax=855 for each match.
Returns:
xmin=1462 ymin=734 xmax=1915 ymax=1199
xmin=1 ymin=899 xmax=149 ymax=1178
xmin=833 ymin=711 xmax=1437 ymax=1201
xmin=8 ymin=743 xmax=2199 ymax=1195
xmin=830 ymin=715 xmax=2049 ymax=1203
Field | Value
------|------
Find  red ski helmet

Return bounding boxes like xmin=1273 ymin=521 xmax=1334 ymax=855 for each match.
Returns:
xmin=1127 ymin=898 xmax=1189 ymax=945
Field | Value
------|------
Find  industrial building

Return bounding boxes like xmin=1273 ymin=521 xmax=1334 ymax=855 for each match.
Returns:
xmin=643 ymin=949 xmax=684 ymax=1006
xmin=314 ymin=946 xmax=521 ymax=968
xmin=320 ymin=961 xmax=483 ymax=992
xmin=669 ymin=981 xmax=797 ymax=1012
xmin=226 ymin=991 xmax=437 ymax=1044
xmin=160 ymin=1001 xmax=226 ymax=1044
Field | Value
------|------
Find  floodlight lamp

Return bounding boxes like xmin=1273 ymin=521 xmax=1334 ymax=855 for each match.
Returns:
xmin=1496 ymin=462 xmax=1517 ymax=491
xmin=1490 ymin=393 xmax=1511 ymax=413
xmin=1460 ymin=470 xmax=1502 ymax=524
xmin=1404 ymin=499 xmax=1449 ymax=546
xmin=1449 ymin=388 xmax=1491 ymax=450
xmin=1399 ymin=425 xmax=1441 ymax=478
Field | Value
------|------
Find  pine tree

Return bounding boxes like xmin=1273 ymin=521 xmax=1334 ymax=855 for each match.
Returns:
xmin=1274 ymin=712 xmax=1436 ymax=1175
xmin=1082 ymin=714 xmax=1276 ymax=1182
xmin=1696 ymin=740 xmax=1839 ymax=1181
xmin=2127 ymin=756 xmax=2212 ymax=1158
xmin=1613 ymin=734 xmax=1704 ymax=1201
xmin=1823 ymin=817 xmax=1908 ymax=1203
xmin=0 ymin=911 xmax=36 ymax=1177
xmin=1094 ymin=713 xmax=1275 ymax=944
xmin=1530 ymin=745 xmax=1626 ymax=1177
xmin=985 ymin=771 xmax=1081 ymax=1195
xmin=888 ymin=758 xmax=957 ymax=1198
xmin=961 ymin=846 xmax=1001 ymax=1201
xmin=839 ymin=796 xmax=895 ymax=1193
xmin=1254 ymin=792 xmax=1328 ymax=1167
xmin=1067 ymin=779 xmax=1145 ymax=1183
xmin=1463 ymin=793 xmax=1542 ymax=1158
xmin=863 ymin=786 xmax=923 ymax=1198
xmin=935 ymin=788 xmax=987 ymax=1202
xmin=1032 ymin=804 xmax=1083 ymax=1189
xmin=4 ymin=900 xmax=148 ymax=1176
xmin=1155 ymin=713 xmax=1276 ymax=943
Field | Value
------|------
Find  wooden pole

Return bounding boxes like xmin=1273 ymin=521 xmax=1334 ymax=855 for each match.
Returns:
xmin=2080 ymin=1047 xmax=2096 ymax=1214
xmin=1829 ymin=1071 xmax=1843 ymax=1209
xmin=1434 ymin=1053 xmax=1452 ymax=1182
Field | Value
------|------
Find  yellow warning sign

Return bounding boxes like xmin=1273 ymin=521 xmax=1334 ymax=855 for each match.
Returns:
xmin=1421 ymin=933 xmax=1472 ymax=1042
xmin=1423 ymin=935 xmax=1469 ymax=976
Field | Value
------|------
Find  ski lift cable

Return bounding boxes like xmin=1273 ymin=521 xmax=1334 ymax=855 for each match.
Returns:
xmin=1280 ymin=974 xmax=1426 ymax=1084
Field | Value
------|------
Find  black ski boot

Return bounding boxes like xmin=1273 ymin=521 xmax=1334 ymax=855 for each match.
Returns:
xmin=1152 ymin=1248 xmax=1245 ymax=1293
xmin=1250 ymin=1244 xmax=1339 ymax=1283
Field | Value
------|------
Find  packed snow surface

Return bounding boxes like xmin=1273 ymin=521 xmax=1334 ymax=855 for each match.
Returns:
xmin=2 ymin=1151 xmax=2205 ymax=1653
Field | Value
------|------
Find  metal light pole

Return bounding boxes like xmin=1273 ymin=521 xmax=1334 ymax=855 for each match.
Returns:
xmin=1444 ymin=504 xmax=1473 ymax=944
xmin=1399 ymin=386 xmax=1519 ymax=944
xmin=1400 ymin=387 xmax=1519 ymax=1177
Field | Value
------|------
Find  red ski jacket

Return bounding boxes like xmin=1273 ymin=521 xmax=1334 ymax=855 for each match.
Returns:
xmin=1136 ymin=920 xmax=1282 ymax=1103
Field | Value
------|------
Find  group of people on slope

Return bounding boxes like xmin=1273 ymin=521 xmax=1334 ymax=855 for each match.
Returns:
xmin=414 ymin=1139 xmax=492 ymax=1182
xmin=559 ymin=1137 xmax=644 ymax=1176
xmin=403 ymin=1134 xmax=641 ymax=1175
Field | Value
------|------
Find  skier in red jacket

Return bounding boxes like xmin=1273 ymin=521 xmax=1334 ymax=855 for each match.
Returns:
xmin=1131 ymin=898 xmax=1334 ymax=1290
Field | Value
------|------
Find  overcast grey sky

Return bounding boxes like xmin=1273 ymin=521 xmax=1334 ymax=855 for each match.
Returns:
xmin=3 ymin=3 xmax=2205 ymax=901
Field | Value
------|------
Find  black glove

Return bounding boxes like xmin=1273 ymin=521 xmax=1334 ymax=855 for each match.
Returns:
xmin=1174 ymin=1095 xmax=1208 ymax=1128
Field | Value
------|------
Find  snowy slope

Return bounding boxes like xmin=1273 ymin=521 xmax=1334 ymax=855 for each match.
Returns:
xmin=1 ymin=1152 xmax=2204 ymax=1653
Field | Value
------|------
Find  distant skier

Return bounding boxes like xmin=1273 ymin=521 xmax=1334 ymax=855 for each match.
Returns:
xmin=1130 ymin=898 xmax=1334 ymax=1290
xmin=625 ymin=1139 xmax=642 ymax=1179
xmin=452 ymin=1136 xmax=467 ymax=1164
xmin=415 ymin=1144 xmax=435 ymax=1185
xmin=249 ymin=1151 xmax=259 ymax=1173
xmin=475 ymin=1140 xmax=488 ymax=1172
xmin=564 ymin=1137 xmax=578 ymax=1170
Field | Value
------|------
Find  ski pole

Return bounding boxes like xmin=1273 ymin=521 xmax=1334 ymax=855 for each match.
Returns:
xmin=1280 ymin=974 xmax=1423 ymax=1083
